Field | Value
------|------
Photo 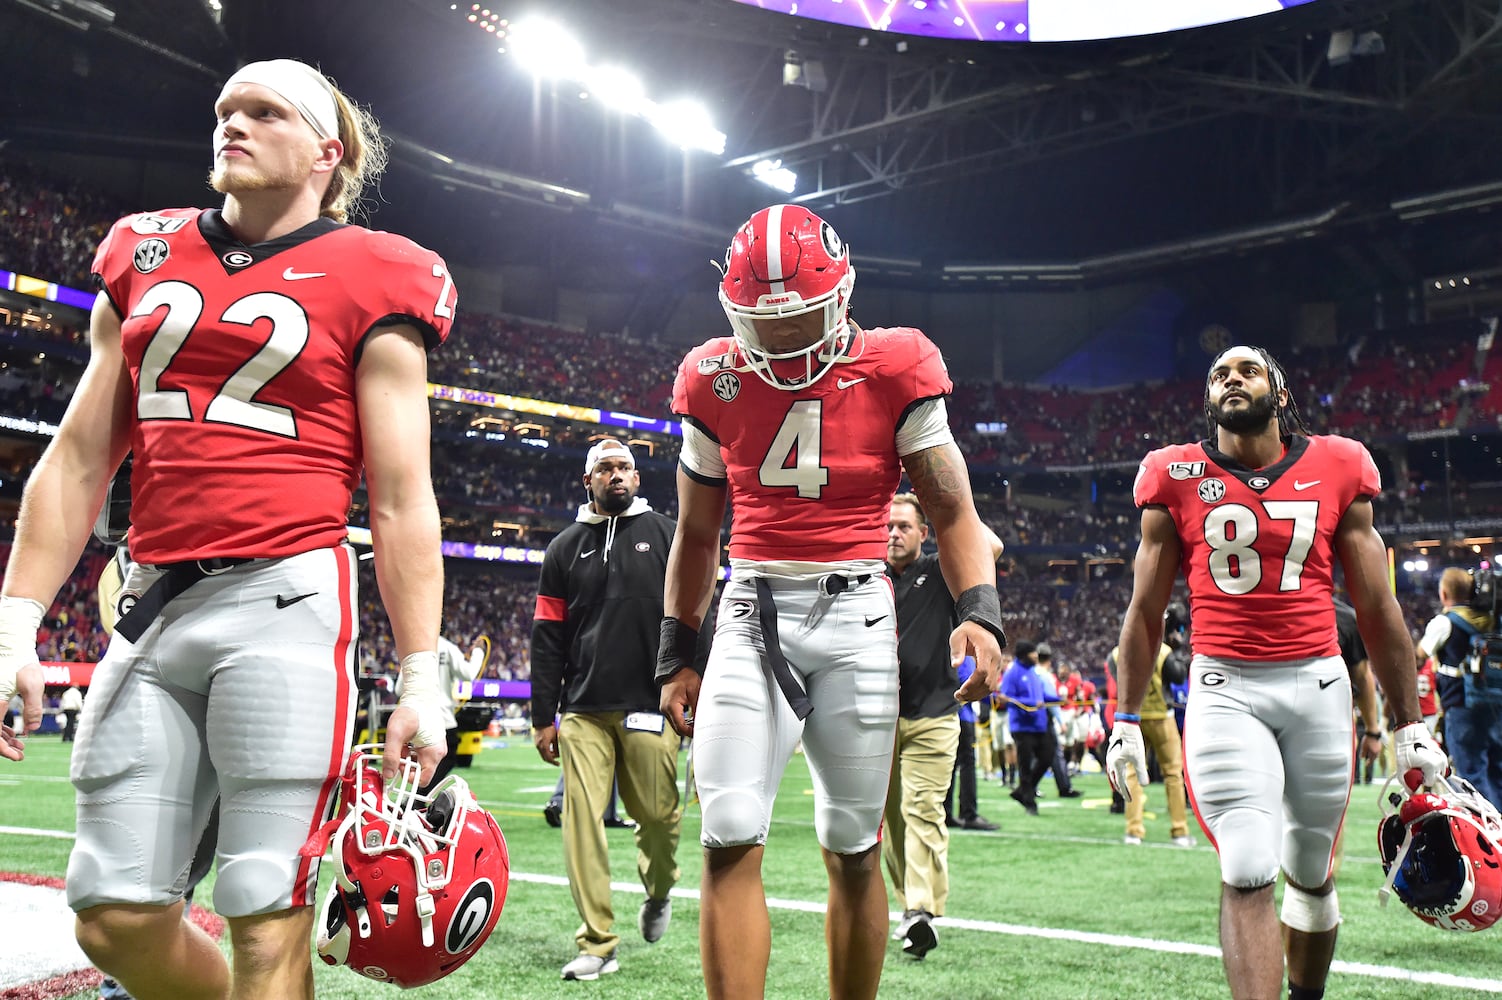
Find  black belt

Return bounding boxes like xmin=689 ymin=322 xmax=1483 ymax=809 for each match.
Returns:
xmin=115 ymin=558 xmax=257 ymax=642
xmin=819 ymin=573 xmax=871 ymax=597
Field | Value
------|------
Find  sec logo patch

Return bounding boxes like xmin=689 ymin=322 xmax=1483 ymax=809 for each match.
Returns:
xmin=712 ymin=371 xmax=740 ymax=402
xmin=1198 ymin=478 xmax=1226 ymax=503
xmin=132 ymin=238 xmax=169 ymax=273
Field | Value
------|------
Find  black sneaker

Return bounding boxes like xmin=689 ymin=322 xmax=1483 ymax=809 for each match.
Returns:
xmin=544 ymin=802 xmax=562 ymax=828
xmin=900 ymin=910 xmax=938 ymax=960
xmin=961 ymin=815 xmax=999 ymax=831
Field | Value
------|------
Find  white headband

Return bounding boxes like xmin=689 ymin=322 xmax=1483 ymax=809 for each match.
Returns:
xmin=222 ymin=59 xmax=338 ymax=140
xmin=584 ymin=440 xmax=635 ymax=474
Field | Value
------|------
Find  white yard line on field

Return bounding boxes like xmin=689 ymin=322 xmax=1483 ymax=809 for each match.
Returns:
xmin=505 ymin=872 xmax=1502 ymax=994
xmin=3 ymin=824 xmax=1494 ymax=993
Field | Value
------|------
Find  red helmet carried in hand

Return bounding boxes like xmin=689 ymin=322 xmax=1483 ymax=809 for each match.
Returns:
xmin=313 ymin=746 xmax=510 ymax=987
xmin=718 ymin=204 xmax=855 ymax=390
xmin=1378 ymin=772 xmax=1502 ymax=932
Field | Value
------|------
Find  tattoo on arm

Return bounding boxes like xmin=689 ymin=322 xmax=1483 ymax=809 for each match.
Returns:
xmin=905 ymin=444 xmax=970 ymax=519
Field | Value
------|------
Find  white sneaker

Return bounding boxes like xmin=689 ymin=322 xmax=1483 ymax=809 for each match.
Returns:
xmin=1123 ymin=835 xmax=1143 ymax=845
xmin=562 ymin=951 xmax=619 ymax=981
xmin=1171 ymin=835 xmax=1195 ymax=848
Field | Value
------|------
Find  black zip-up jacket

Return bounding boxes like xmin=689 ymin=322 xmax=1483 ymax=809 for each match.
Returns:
xmin=530 ymin=497 xmax=684 ymax=724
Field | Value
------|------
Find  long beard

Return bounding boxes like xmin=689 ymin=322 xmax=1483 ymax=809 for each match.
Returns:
xmin=1214 ymin=391 xmax=1277 ymax=434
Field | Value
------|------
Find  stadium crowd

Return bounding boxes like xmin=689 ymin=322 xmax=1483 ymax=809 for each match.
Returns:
xmin=0 ymin=152 xmax=1496 ymax=719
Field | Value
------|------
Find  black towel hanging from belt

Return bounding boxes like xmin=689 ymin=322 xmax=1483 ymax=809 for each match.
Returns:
xmin=753 ymin=577 xmax=814 ymax=721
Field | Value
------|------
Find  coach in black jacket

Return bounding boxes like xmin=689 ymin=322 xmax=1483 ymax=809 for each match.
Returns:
xmin=531 ymin=438 xmax=690 ymax=982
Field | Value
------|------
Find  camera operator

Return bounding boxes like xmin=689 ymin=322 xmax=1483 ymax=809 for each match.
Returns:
xmin=1416 ymin=567 xmax=1502 ymax=806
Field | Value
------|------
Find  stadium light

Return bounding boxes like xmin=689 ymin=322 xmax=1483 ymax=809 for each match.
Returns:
xmin=510 ymin=17 xmax=587 ymax=80
xmin=751 ymin=158 xmax=797 ymax=194
xmin=456 ymin=8 xmax=727 ymax=158
xmin=585 ymin=65 xmax=647 ymax=113
xmin=645 ymin=98 xmax=726 ymax=155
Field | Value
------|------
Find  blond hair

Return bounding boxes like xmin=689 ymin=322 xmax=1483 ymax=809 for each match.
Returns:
xmin=1440 ymin=566 xmax=1473 ymax=605
xmin=891 ymin=492 xmax=926 ymax=525
xmin=322 ymin=83 xmax=388 ymax=224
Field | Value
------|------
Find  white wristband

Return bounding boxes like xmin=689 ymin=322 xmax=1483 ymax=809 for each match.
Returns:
xmin=397 ymin=650 xmax=442 ymax=701
xmin=396 ymin=650 xmax=445 ymax=749
xmin=0 ymin=595 xmax=45 ymax=651
xmin=0 ymin=595 xmax=45 ymax=704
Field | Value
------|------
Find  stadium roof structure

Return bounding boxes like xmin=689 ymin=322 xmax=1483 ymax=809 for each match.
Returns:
xmin=2 ymin=0 xmax=1502 ymax=303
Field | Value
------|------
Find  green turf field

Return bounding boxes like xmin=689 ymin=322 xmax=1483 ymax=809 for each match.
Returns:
xmin=3 ymin=737 xmax=1497 ymax=999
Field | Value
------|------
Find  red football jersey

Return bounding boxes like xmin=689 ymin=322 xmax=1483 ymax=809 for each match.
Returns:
xmin=672 ymin=326 xmax=952 ymax=563
xmin=92 ymin=208 xmax=456 ymax=563
xmin=1417 ymin=658 xmax=1439 ymax=717
xmin=1133 ymin=434 xmax=1381 ymax=662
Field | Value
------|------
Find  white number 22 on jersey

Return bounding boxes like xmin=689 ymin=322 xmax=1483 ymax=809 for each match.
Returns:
xmin=133 ymin=281 xmax=309 ymax=438
xmin=1203 ymin=500 xmax=1319 ymax=595
xmin=759 ymin=400 xmax=830 ymax=499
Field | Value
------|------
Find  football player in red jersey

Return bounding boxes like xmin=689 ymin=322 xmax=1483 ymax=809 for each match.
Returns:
xmin=656 ymin=205 xmax=1006 ymax=1000
xmin=0 ymin=60 xmax=456 ymax=999
xmin=1108 ymin=345 xmax=1447 ymax=1000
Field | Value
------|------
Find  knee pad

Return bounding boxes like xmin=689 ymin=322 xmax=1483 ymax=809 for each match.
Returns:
xmin=1281 ymin=883 xmax=1340 ymax=933
xmin=1210 ymin=810 xmax=1281 ymax=889
xmin=815 ymin=799 xmax=880 ymax=856
xmin=699 ymin=789 xmax=770 ymax=848
xmin=213 ymin=852 xmax=299 ymax=918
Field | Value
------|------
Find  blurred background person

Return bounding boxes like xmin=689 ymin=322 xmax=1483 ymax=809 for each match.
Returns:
xmin=1109 ymin=602 xmax=1193 ymax=847
xmin=1036 ymin=644 xmax=1081 ymax=800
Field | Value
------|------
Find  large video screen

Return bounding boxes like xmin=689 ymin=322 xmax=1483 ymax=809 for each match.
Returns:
xmin=729 ymin=0 xmax=1317 ymax=43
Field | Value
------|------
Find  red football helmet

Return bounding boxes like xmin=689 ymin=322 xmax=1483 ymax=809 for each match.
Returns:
xmin=718 ymin=203 xmax=855 ymax=389
xmin=1085 ymin=715 xmax=1106 ymax=752
xmin=313 ymin=746 xmax=510 ymax=987
xmin=1378 ymin=771 xmax=1502 ymax=932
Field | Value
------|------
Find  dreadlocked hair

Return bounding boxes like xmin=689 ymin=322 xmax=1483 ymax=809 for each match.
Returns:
xmin=1202 ymin=345 xmax=1311 ymax=441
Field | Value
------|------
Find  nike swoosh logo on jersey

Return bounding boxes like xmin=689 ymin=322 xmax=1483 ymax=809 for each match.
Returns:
xmin=837 ymin=377 xmax=867 ymax=389
xmin=1293 ymin=480 xmax=1321 ymax=491
xmin=580 ymin=549 xmax=597 ymax=558
xmin=275 ymin=592 xmax=318 ymax=609
xmin=864 ymin=615 xmax=888 ymax=627
xmin=1318 ymin=677 xmax=1339 ymax=690
xmin=282 ymin=267 xmax=327 ymax=281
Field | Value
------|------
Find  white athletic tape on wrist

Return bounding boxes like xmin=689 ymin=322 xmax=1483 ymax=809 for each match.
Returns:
xmin=0 ymin=595 xmax=44 ymax=647
xmin=397 ymin=650 xmax=445 ymax=749
xmin=0 ymin=595 xmax=44 ymax=702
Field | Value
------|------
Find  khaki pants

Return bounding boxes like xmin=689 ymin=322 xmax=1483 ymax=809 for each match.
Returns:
xmin=1125 ymin=715 xmax=1189 ymax=839
xmin=975 ymin=716 xmax=997 ymax=776
xmin=882 ymin=714 xmax=960 ymax=916
xmin=559 ymin=711 xmax=682 ymax=956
